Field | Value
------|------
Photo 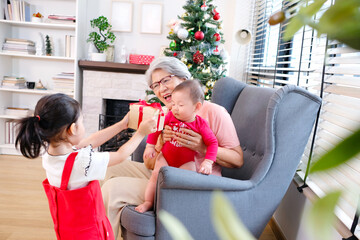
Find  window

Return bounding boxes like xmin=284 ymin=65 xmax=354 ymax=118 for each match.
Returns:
xmin=247 ymin=0 xmax=360 ymax=236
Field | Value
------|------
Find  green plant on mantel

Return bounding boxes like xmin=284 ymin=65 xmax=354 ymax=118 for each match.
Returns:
xmin=158 ymin=1 xmax=360 ymax=239
xmin=87 ymin=16 xmax=116 ymax=53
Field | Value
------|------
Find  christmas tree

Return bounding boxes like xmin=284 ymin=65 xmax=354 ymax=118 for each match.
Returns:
xmin=164 ymin=0 xmax=227 ymax=99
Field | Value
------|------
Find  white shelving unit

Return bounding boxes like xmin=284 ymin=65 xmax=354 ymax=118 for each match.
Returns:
xmin=0 ymin=0 xmax=93 ymax=155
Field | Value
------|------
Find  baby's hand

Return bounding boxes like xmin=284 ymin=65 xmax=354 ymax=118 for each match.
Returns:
xmin=138 ymin=117 xmax=157 ymax=135
xmin=199 ymin=159 xmax=214 ymax=175
xmin=144 ymin=144 xmax=157 ymax=160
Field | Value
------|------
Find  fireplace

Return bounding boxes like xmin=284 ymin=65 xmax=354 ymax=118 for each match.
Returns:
xmin=79 ymin=62 xmax=149 ymax=152
xmin=98 ymin=99 xmax=136 ymax=152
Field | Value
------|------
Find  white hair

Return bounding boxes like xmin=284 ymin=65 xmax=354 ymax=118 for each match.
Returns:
xmin=145 ymin=57 xmax=191 ymax=87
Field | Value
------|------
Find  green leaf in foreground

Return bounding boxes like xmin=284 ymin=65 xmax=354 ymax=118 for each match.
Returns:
xmin=212 ymin=191 xmax=256 ymax=240
xmin=305 ymin=191 xmax=342 ymax=240
xmin=284 ymin=0 xmax=327 ymax=40
xmin=310 ymin=127 xmax=360 ymax=173
xmin=158 ymin=210 xmax=194 ymax=240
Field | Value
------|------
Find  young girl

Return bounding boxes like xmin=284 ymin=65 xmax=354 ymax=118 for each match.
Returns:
xmin=15 ymin=93 xmax=156 ymax=240
xmin=135 ymin=80 xmax=218 ymax=213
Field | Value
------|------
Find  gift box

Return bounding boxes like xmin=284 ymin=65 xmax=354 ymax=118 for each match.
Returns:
xmin=129 ymin=54 xmax=155 ymax=65
xmin=128 ymin=100 xmax=165 ymax=131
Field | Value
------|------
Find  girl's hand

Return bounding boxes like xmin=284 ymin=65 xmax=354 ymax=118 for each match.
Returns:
xmin=138 ymin=118 xmax=157 ymax=136
xmin=121 ymin=113 xmax=129 ymax=128
xmin=162 ymin=125 xmax=176 ymax=142
xmin=199 ymin=159 xmax=214 ymax=175
xmin=174 ymin=128 xmax=207 ymax=154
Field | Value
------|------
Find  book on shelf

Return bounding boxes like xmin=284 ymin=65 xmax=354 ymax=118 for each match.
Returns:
xmin=4 ymin=0 xmax=33 ymax=21
xmin=1 ymin=75 xmax=26 ymax=88
xmin=5 ymin=120 xmax=21 ymax=144
xmin=3 ymin=76 xmax=25 ymax=81
xmin=5 ymin=107 xmax=33 ymax=117
xmin=65 ymin=35 xmax=76 ymax=58
xmin=2 ymin=38 xmax=36 ymax=54
xmin=48 ymin=14 xmax=76 ymax=21
xmin=4 ymin=38 xmax=35 ymax=45
xmin=3 ymin=0 xmax=10 ymax=20
xmin=52 ymin=72 xmax=74 ymax=93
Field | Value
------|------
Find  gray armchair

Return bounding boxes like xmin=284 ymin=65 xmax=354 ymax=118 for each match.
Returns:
xmin=120 ymin=77 xmax=321 ymax=239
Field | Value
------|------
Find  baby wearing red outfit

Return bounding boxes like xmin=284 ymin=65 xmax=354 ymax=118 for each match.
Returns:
xmin=136 ymin=80 xmax=218 ymax=213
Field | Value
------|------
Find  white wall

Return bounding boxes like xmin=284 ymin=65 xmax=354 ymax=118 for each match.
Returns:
xmin=85 ymin=0 xmax=237 ymax=64
xmin=228 ymin=0 xmax=254 ymax=81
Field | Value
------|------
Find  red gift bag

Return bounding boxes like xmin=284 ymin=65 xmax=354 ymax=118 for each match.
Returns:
xmin=42 ymin=152 xmax=114 ymax=240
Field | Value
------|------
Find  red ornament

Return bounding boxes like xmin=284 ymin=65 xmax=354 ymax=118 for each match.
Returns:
xmin=193 ymin=50 xmax=204 ymax=64
xmin=194 ymin=31 xmax=205 ymax=41
xmin=173 ymin=52 xmax=178 ymax=56
xmin=213 ymin=46 xmax=220 ymax=55
xmin=213 ymin=33 xmax=221 ymax=41
xmin=213 ymin=13 xmax=220 ymax=20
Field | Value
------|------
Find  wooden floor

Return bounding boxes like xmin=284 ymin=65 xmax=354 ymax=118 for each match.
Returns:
xmin=0 ymin=155 xmax=278 ymax=240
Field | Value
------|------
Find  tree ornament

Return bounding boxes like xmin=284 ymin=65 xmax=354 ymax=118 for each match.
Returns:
xmin=193 ymin=50 xmax=204 ymax=64
xmin=212 ymin=8 xmax=218 ymax=15
xmin=213 ymin=13 xmax=220 ymax=21
xmin=173 ymin=24 xmax=181 ymax=34
xmin=201 ymin=1 xmax=208 ymax=11
xmin=213 ymin=46 xmax=220 ymax=55
xmin=177 ymin=28 xmax=189 ymax=40
xmin=173 ymin=52 xmax=178 ymax=56
xmin=213 ymin=33 xmax=221 ymax=41
xmin=189 ymin=30 xmax=194 ymax=36
xmin=170 ymin=41 xmax=176 ymax=51
xmin=194 ymin=31 xmax=205 ymax=41
xmin=220 ymin=49 xmax=229 ymax=60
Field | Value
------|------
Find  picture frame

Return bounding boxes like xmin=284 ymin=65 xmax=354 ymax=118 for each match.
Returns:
xmin=111 ymin=0 xmax=133 ymax=32
xmin=140 ymin=2 xmax=163 ymax=34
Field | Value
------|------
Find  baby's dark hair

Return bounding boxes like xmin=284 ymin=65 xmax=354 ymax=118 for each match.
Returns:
xmin=173 ymin=80 xmax=204 ymax=104
xmin=15 ymin=93 xmax=81 ymax=159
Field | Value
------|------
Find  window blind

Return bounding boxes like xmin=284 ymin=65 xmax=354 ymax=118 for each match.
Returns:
xmin=247 ymin=0 xmax=360 ymax=236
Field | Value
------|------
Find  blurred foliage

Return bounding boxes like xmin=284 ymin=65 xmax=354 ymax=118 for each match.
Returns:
xmin=159 ymin=191 xmax=255 ymax=240
xmin=269 ymin=0 xmax=360 ymax=50
xmin=305 ymin=191 xmax=342 ymax=240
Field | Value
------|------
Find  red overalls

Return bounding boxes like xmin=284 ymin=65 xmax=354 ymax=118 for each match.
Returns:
xmin=42 ymin=152 xmax=114 ymax=240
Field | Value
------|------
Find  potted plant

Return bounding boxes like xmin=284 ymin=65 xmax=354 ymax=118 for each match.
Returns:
xmin=87 ymin=16 xmax=116 ymax=62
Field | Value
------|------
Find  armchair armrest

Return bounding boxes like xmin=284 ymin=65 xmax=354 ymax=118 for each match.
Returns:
xmin=157 ymin=166 xmax=255 ymax=191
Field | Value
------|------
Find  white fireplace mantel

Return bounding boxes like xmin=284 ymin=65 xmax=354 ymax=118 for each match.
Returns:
xmin=79 ymin=61 xmax=150 ymax=137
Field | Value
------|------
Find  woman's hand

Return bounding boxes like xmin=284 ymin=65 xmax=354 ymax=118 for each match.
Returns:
xmin=174 ymin=127 xmax=207 ymax=154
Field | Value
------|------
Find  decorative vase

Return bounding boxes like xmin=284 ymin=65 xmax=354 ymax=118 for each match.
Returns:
xmin=31 ymin=17 xmax=42 ymax=23
xmin=91 ymin=52 xmax=107 ymax=62
xmin=105 ymin=45 xmax=115 ymax=62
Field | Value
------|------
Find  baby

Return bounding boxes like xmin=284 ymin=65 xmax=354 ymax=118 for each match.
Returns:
xmin=136 ymin=80 xmax=218 ymax=213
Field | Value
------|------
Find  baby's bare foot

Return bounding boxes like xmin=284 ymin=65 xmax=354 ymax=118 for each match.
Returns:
xmin=135 ymin=201 xmax=153 ymax=213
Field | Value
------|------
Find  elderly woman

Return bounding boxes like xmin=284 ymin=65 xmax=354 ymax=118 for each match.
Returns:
xmin=101 ymin=57 xmax=243 ymax=238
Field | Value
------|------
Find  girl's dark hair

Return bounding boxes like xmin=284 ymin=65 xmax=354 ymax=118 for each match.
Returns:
xmin=173 ymin=80 xmax=205 ymax=104
xmin=15 ymin=93 xmax=81 ymax=159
